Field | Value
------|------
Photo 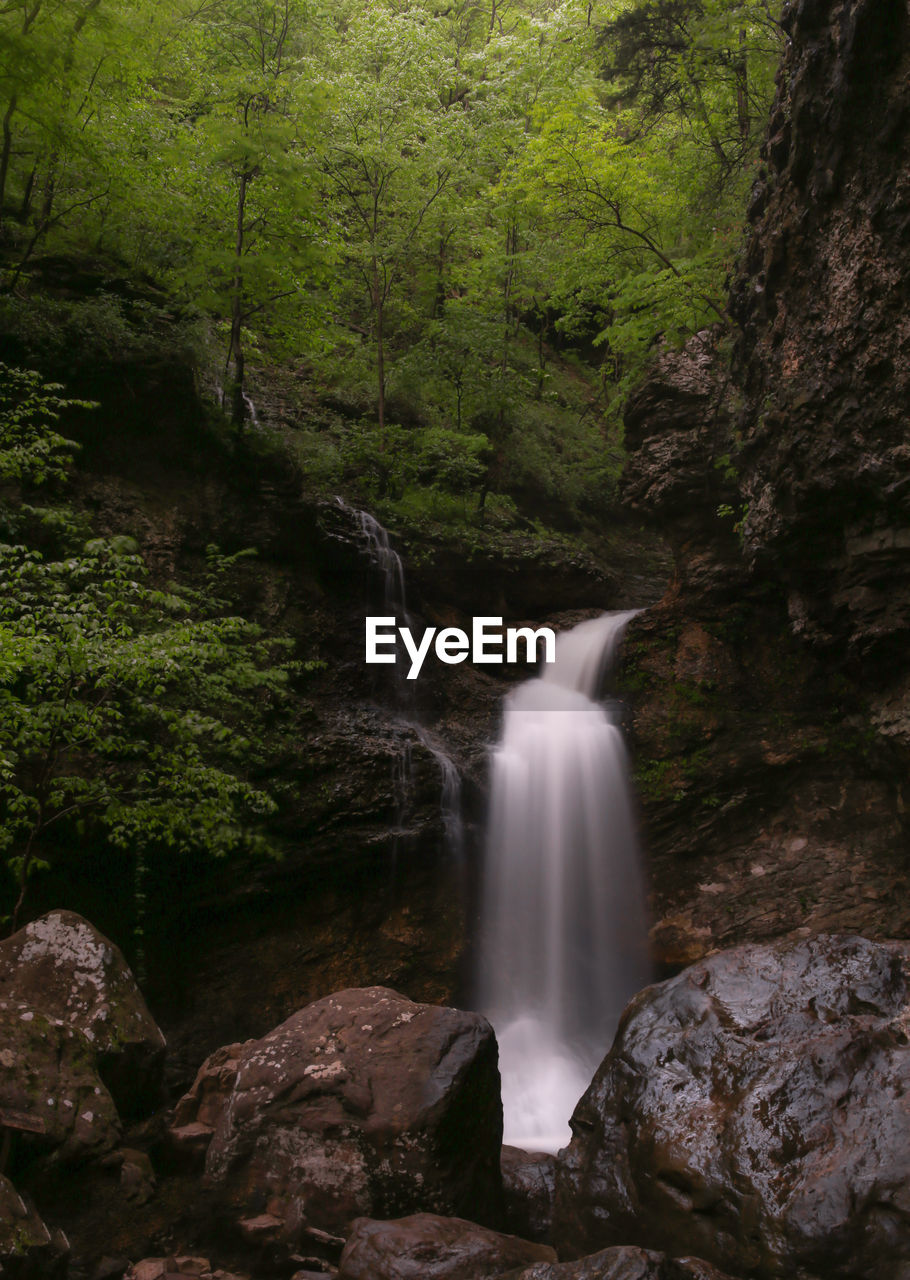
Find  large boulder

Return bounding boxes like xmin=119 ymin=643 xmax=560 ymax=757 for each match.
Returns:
xmin=554 ymin=935 xmax=910 ymax=1280
xmin=170 ymin=987 xmax=502 ymax=1245
xmin=337 ymin=1213 xmax=555 ymax=1280
xmin=0 ymin=912 xmax=166 ymax=1173
xmin=0 ymin=910 xmax=166 ymax=1117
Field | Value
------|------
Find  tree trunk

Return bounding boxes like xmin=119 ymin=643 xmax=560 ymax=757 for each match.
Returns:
xmin=376 ymin=296 xmax=386 ymax=434
xmin=433 ymin=230 xmax=450 ymax=319
xmin=228 ymin=169 xmax=251 ymax=430
xmin=38 ymin=156 xmax=56 ymax=228
xmin=736 ymin=29 xmax=749 ymax=141
xmin=19 ymin=160 xmax=38 ymax=221
xmin=536 ymin=307 xmax=548 ymax=401
xmin=372 ymin=257 xmax=386 ymax=436
xmin=0 ymin=95 xmax=18 ymax=226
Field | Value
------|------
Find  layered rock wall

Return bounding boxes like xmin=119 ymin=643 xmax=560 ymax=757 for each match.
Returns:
xmin=621 ymin=0 xmax=910 ymax=965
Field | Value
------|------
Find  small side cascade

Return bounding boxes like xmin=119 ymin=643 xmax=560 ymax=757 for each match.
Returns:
xmin=347 ymin=503 xmax=410 ymax=626
xmin=242 ymin=392 xmax=261 ymax=428
xmin=340 ymin=498 xmax=463 ymax=866
xmin=477 ymin=611 xmax=652 ymax=1153
xmin=411 ymin=721 xmax=464 ymax=864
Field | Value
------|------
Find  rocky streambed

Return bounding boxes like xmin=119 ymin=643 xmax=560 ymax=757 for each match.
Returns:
xmin=3 ymin=910 xmax=909 ymax=1280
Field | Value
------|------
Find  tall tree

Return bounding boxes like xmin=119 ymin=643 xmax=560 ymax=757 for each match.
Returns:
xmin=164 ymin=0 xmax=329 ymax=426
xmin=322 ymin=2 xmax=473 ymax=434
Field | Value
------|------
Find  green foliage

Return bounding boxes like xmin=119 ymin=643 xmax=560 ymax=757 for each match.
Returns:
xmin=0 ymin=293 xmax=204 ymax=374
xmin=0 ymin=365 xmax=291 ymax=931
xmin=0 ymin=0 xmax=785 ymax=524
xmin=0 ymin=363 xmax=87 ymax=487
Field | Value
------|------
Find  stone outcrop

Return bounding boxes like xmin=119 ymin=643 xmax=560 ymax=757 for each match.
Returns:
xmin=620 ymin=0 xmax=910 ymax=963
xmin=553 ymin=934 xmax=910 ymax=1280
xmin=169 ymin=987 xmax=502 ymax=1247
xmin=730 ymin=0 xmax=910 ymax=647
xmin=337 ymin=1213 xmax=555 ymax=1280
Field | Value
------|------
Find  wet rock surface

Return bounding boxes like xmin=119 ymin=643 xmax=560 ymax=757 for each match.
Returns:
xmin=336 ymin=1213 xmax=555 ymax=1280
xmin=170 ymin=987 xmax=503 ymax=1246
xmin=553 ymin=934 xmax=910 ymax=1280
xmin=501 ymin=1245 xmax=738 ymax=1280
xmin=620 ymin=0 xmax=910 ymax=963
xmin=500 ymin=1146 xmax=556 ymax=1244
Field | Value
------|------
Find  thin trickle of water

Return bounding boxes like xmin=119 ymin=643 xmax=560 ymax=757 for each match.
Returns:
xmin=340 ymin=498 xmax=463 ymax=866
xmin=478 ymin=611 xmax=651 ymax=1154
xmin=391 ymin=722 xmax=464 ymax=871
xmin=242 ymin=392 xmax=260 ymax=428
xmin=411 ymin=722 xmax=465 ymax=864
xmin=342 ymin=500 xmax=409 ymax=624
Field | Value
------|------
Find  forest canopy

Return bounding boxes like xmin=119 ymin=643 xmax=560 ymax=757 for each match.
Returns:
xmin=0 ymin=0 xmax=783 ymax=524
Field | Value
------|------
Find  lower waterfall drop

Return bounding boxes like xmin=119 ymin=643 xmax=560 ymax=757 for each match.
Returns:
xmin=478 ymin=611 xmax=652 ymax=1153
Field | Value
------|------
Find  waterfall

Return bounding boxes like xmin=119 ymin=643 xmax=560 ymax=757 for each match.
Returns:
xmin=349 ymin=504 xmax=410 ymax=626
xmin=478 ymin=611 xmax=651 ymax=1153
xmin=339 ymin=497 xmax=463 ymax=864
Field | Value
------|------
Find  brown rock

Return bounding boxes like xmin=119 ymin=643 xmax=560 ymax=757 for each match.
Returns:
xmin=337 ymin=1213 xmax=556 ymax=1280
xmin=127 ymin=1261 xmax=171 ymax=1280
xmin=172 ymin=987 xmax=502 ymax=1244
xmin=118 ymin=1147 xmax=156 ymax=1203
xmin=0 ymin=911 xmax=166 ymax=1117
xmin=554 ymin=934 xmax=910 ymax=1280
xmin=0 ymin=1004 xmax=121 ymax=1164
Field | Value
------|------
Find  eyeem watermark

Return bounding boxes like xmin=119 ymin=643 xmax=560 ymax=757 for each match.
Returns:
xmin=366 ymin=616 xmax=556 ymax=680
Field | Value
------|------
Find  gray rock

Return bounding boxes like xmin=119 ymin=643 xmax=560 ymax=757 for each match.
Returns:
xmin=554 ymin=935 xmax=910 ymax=1280
xmin=0 ymin=1003 xmax=121 ymax=1165
xmin=0 ymin=1174 xmax=68 ymax=1278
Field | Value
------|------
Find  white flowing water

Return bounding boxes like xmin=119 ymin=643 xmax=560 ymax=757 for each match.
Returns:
xmin=348 ymin=502 xmax=410 ymax=627
xmin=478 ymin=611 xmax=652 ymax=1153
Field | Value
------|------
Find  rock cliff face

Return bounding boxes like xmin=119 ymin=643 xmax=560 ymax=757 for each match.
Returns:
xmin=621 ymin=0 xmax=910 ymax=966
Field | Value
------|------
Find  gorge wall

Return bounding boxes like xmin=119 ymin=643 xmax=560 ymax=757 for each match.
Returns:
xmin=622 ymin=0 xmax=910 ymax=968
